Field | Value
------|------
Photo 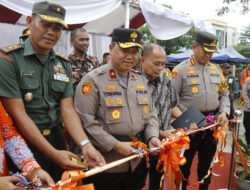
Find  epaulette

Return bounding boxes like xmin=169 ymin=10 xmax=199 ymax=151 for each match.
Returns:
xmin=0 ymin=44 xmax=21 ymax=53
xmin=0 ymin=54 xmax=13 ymax=62
xmin=56 ymin=52 xmax=69 ymax=62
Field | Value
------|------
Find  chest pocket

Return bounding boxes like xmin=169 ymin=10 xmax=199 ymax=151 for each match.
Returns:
xmin=19 ymin=71 xmax=39 ymax=89
xmin=136 ymin=94 xmax=150 ymax=119
xmin=210 ymin=77 xmax=221 ymax=93
xmin=52 ymin=80 xmax=67 ymax=92
xmin=186 ymin=78 xmax=202 ymax=96
xmin=104 ymin=92 xmax=125 ymax=123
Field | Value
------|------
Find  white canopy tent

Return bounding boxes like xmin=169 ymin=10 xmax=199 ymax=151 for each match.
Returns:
xmin=0 ymin=0 xmax=214 ymax=61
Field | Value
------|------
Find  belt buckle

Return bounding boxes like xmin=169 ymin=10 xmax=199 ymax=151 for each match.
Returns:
xmin=42 ymin=129 xmax=51 ymax=136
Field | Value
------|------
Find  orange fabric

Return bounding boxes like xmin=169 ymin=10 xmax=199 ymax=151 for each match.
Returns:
xmin=52 ymin=170 xmax=96 ymax=190
xmin=0 ymin=101 xmax=40 ymax=176
xmin=240 ymin=69 xmax=250 ymax=87
xmin=157 ymin=129 xmax=190 ymax=190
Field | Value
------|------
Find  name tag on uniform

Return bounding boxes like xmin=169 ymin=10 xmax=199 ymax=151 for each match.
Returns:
xmin=54 ymin=73 xmax=69 ymax=82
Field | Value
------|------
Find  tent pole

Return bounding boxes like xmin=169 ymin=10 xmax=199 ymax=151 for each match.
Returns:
xmin=124 ymin=0 xmax=130 ymax=28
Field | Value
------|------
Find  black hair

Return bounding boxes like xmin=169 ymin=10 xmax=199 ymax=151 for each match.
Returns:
xmin=70 ymin=28 xmax=87 ymax=40
xmin=103 ymin=52 xmax=110 ymax=58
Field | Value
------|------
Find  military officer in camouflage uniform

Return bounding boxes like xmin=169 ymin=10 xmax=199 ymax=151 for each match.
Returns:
xmin=0 ymin=1 xmax=104 ymax=181
xmin=74 ymin=28 xmax=162 ymax=190
xmin=68 ymin=28 xmax=99 ymax=90
xmin=172 ymin=31 xmax=230 ymax=190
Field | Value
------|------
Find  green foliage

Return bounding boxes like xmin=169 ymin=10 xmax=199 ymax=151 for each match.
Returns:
xmin=234 ymin=45 xmax=250 ymax=58
xmin=217 ymin=0 xmax=249 ymax=15
xmin=235 ymin=138 xmax=250 ymax=181
xmin=241 ymin=24 xmax=250 ymax=40
xmin=138 ymin=25 xmax=197 ymax=55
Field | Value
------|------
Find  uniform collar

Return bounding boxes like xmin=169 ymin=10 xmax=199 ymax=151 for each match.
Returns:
xmin=107 ymin=62 xmax=136 ymax=80
xmin=23 ymin=38 xmax=56 ymax=59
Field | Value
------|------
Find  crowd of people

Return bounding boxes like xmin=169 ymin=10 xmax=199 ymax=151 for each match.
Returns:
xmin=0 ymin=1 xmax=249 ymax=190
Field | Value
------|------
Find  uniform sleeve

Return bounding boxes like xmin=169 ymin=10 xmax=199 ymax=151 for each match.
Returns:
xmin=62 ymin=61 xmax=74 ymax=98
xmin=170 ymin=81 xmax=179 ymax=108
xmin=74 ymin=75 xmax=118 ymax=152
xmin=171 ymin=66 xmax=187 ymax=112
xmin=243 ymin=79 xmax=250 ymax=109
xmin=0 ymin=55 xmax=22 ymax=98
xmin=144 ymin=100 xmax=159 ymax=143
xmin=0 ymin=101 xmax=40 ymax=173
xmin=218 ymin=71 xmax=230 ymax=115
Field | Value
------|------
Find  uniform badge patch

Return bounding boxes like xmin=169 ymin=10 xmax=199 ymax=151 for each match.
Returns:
xmin=106 ymin=86 xmax=117 ymax=91
xmin=116 ymin=98 xmax=122 ymax=105
xmin=187 ymin=70 xmax=196 ymax=74
xmin=142 ymin=98 xmax=148 ymax=102
xmin=172 ymin=69 xmax=178 ymax=78
xmin=143 ymin=106 xmax=148 ymax=114
xmin=186 ymin=66 xmax=195 ymax=69
xmin=108 ymin=98 xmax=115 ymax=106
xmin=130 ymin=70 xmax=136 ymax=79
xmin=136 ymin=85 xmax=145 ymax=89
xmin=191 ymin=79 xmax=197 ymax=84
xmin=111 ymin=110 xmax=121 ymax=119
xmin=82 ymin=81 xmax=94 ymax=95
xmin=210 ymin=70 xmax=218 ymax=74
xmin=191 ymin=86 xmax=199 ymax=94
xmin=109 ymin=69 xmax=117 ymax=79
xmin=209 ymin=66 xmax=216 ymax=69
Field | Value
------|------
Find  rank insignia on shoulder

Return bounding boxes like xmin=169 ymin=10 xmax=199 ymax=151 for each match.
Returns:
xmin=56 ymin=52 xmax=69 ymax=61
xmin=82 ymin=81 xmax=94 ymax=95
xmin=165 ymin=68 xmax=171 ymax=78
xmin=109 ymin=68 xmax=117 ymax=79
xmin=106 ymin=86 xmax=117 ymax=91
xmin=111 ymin=110 xmax=121 ymax=119
xmin=172 ymin=69 xmax=178 ymax=78
xmin=0 ymin=44 xmax=21 ymax=53
xmin=136 ymin=85 xmax=145 ymax=89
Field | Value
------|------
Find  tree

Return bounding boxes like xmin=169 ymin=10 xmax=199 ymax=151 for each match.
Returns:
xmin=138 ymin=25 xmax=197 ymax=55
xmin=234 ymin=45 xmax=250 ymax=58
xmin=241 ymin=24 xmax=250 ymax=40
xmin=217 ymin=0 xmax=249 ymax=15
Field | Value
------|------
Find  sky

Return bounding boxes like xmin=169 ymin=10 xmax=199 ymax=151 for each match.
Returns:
xmin=157 ymin=0 xmax=250 ymax=33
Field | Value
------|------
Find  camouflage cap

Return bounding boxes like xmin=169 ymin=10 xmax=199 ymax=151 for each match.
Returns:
xmin=32 ymin=1 xmax=67 ymax=28
xmin=112 ymin=28 xmax=143 ymax=49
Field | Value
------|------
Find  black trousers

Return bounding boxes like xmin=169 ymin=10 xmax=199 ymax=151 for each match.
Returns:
xmin=27 ymin=127 xmax=67 ymax=181
xmin=243 ymin=111 xmax=250 ymax=145
xmin=180 ymin=130 xmax=217 ymax=190
xmin=229 ymin=99 xmax=235 ymax=120
xmin=149 ymin=155 xmax=163 ymax=190
xmin=82 ymin=159 xmax=147 ymax=190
